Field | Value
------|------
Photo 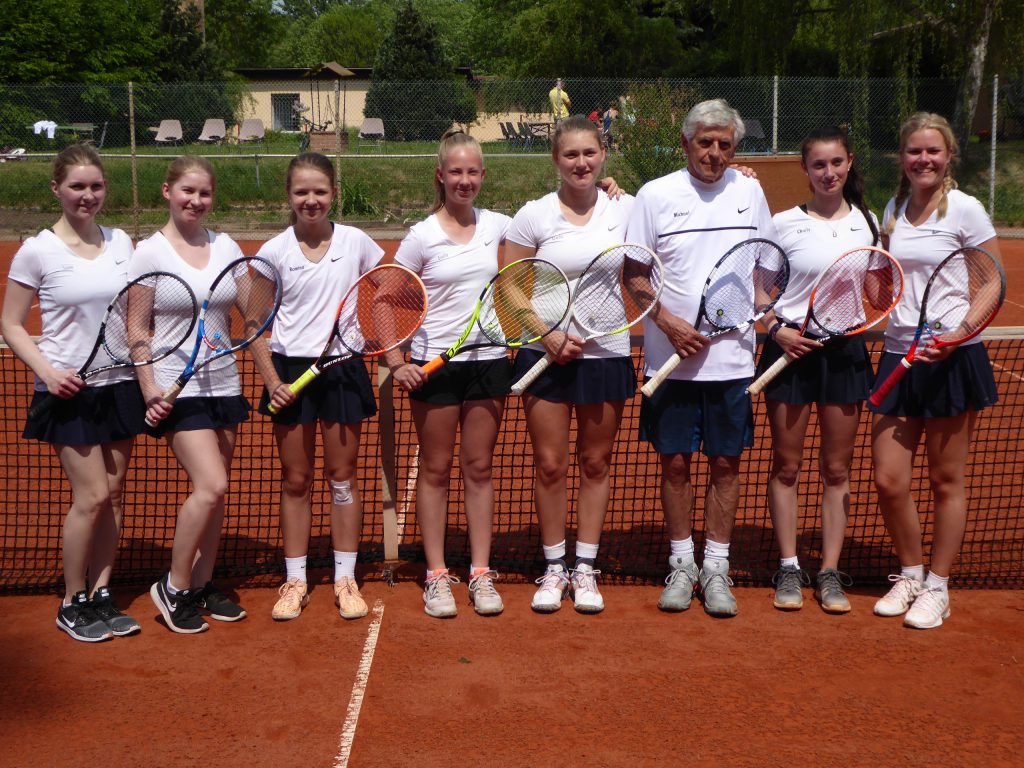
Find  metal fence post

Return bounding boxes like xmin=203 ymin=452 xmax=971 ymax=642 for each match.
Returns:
xmin=128 ymin=81 xmax=139 ymax=240
xmin=990 ymin=73 xmax=998 ymax=220
xmin=772 ymin=75 xmax=779 ymax=155
xmin=335 ymin=79 xmax=343 ymax=219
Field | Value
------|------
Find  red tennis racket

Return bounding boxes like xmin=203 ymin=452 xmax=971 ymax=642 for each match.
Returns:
xmin=869 ymin=246 xmax=1005 ymax=407
xmin=748 ymin=246 xmax=904 ymax=395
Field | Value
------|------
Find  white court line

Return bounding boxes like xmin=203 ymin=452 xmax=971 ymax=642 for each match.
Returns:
xmin=334 ymin=599 xmax=386 ymax=768
xmin=396 ymin=444 xmax=419 ymax=540
xmin=992 ymin=361 xmax=1024 ymax=383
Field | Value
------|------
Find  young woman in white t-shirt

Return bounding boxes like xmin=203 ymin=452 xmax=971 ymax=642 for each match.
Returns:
xmin=1 ymin=144 xmax=143 ymax=642
xmin=757 ymin=127 xmax=880 ymax=614
xmin=136 ymin=155 xmax=250 ymax=634
xmin=504 ymin=116 xmax=635 ymax=615
xmin=869 ymin=113 xmax=1002 ymax=630
xmin=388 ymin=130 xmax=512 ymax=618
xmin=251 ymin=153 xmax=383 ymax=623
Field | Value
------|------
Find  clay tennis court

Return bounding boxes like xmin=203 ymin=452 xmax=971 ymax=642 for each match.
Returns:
xmin=1 ymin=238 xmax=1022 ymax=766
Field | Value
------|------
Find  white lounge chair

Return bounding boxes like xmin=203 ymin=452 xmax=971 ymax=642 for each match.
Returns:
xmin=237 ymin=119 xmax=265 ymax=145
xmin=197 ymin=119 xmax=226 ymax=144
xmin=357 ymin=118 xmax=384 ymax=152
xmin=154 ymin=120 xmax=183 ymax=146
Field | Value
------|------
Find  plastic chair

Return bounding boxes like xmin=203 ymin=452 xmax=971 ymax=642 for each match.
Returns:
xmin=154 ymin=120 xmax=183 ymax=146
xmin=197 ymin=119 xmax=226 ymax=144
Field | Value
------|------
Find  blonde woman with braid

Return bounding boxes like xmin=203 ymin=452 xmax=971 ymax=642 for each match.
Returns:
xmin=389 ymin=130 xmax=512 ymax=618
xmin=870 ymin=113 xmax=1001 ymax=630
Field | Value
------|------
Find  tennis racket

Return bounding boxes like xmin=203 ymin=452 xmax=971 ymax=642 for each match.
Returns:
xmin=641 ymin=238 xmax=790 ymax=398
xmin=28 ymin=272 xmax=198 ymax=420
xmin=147 ymin=256 xmax=282 ymax=425
xmin=868 ymin=246 xmax=1005 ymax=408
xmin=747 ymin=246 xmax=904 ymax=395
xmin=511 ymin=243 xmax=663 ymax=395
xmin=269 ymin=263 xmax=427 ymax=413
xmin=419 ymin=258 xmax=570 ymax=378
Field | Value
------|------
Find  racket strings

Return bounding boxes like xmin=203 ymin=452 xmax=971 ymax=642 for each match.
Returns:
xmin=203 ymin=258 xmax=282 ymax=353
xmin=927 ymin=248 xmax=1005 ymax=341
xmin=704 ymin=242 xmax=788 ymax=329
xmin=572 ymin=245 xmax=663 ymax=335
xmin=481 ymin=262 xmax=570 ymax=345
xmin=348 ymin=269 xmax=428 ymax=355
xmin=104 ymin=274 xmax=198 ymax=364
xmin=811 ymin=249 xmax=903 ymax=335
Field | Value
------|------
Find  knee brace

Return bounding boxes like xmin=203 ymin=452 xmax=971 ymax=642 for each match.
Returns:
xmin=330 ymin=479 xmax=353 ymax=505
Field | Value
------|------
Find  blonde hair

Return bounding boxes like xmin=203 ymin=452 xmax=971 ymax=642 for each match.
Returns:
xmin=432 ymin=130 xmax=483 ymax=213
xmin=165 ymin=155 xmax=216 ymax=190
xmin=884 ymin=112 xmax=958 ymax=235
xmin=52 ymin=143 xmax=104 ymax=185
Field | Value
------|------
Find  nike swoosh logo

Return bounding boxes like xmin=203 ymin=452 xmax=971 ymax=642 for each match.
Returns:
xmin=484 ymin=238 xmax=494 ymax=245
xmin=60 ymin=614 xmax=76 ymax=628
xmin=607 ymin=224 xmax=618 ymax=230
xmin=331 ymin=256 xmax=343 ymax=262
xmin=115 ymin=259 xmax=127 ymax=264
xmin=737 ymin=207 xmax=750 ymax=214
xmin=850 ymin=227 xmax=862 ymax=231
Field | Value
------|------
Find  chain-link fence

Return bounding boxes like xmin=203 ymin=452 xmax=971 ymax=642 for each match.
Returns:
xmin=1 ymin=77 xmax=1021 ymax=235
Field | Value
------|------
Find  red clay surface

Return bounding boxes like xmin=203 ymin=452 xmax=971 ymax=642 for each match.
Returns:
xmin=1 ymin=582 xmax=1022 ymax=767
xmin=1 ymin=235 xmax=1023 ymax=766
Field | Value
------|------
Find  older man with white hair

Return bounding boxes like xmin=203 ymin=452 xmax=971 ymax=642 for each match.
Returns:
xmin=626 ymin=98 xmax=777 ymax=618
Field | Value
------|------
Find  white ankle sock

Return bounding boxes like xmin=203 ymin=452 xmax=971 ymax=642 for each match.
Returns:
xmin=901 ymin=564 xmax=925 ymax=582
xmin=334 ymin=550 xmax=357 ymax=581
xmin=925 ymin=571 xmax=949 ymax=594
xmin=704 ymin=539 xmax=730 ymax=562
xmin=780 ymin=556 xmax=800 ymax=570
xmin=285 ymin=555 xmax=307 ymax=583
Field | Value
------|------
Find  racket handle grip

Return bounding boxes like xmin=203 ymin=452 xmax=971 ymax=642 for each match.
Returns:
xmin=868 ymin=356 xmax=912 ymax=407
xmin=144 ymin=381 xmax=184 ymax=427
xmin=27 ymin=393 xmax=59 ymax=421
xmin=746 ymin=353 xmax=794 ymax=396
xmin=420 ymin=356 xmax=445 ymax=379
xmin=281 ymin=366 xmax=320 ymax=405
xmin=510 ymin=353 xmax=555 ymax=396
xmin=640 ymin=353 xmax=682 ymax=398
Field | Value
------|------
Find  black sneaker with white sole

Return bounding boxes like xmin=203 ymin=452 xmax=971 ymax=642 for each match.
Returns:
xmin=90 ymin=586 xmax=142 ymax=636
xmin=56 ymin=591 xmax=113 ymax=643
xmin=194 ymin=581 xmax=246 ymax=621
xmin=150 ymin=574 xmax=209 ymax=634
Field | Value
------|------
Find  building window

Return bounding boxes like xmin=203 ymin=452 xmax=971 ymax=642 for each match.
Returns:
xmin=272 ymin=94 xmax=301 ymax=131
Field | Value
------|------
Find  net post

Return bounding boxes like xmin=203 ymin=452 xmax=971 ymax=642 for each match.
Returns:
xmin=377 ymin=361 xmax=400 ymax=585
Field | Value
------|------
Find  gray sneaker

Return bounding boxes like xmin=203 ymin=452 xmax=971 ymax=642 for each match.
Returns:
xmin=771 ymin=566 xmax=810 ymax=611
xmin=659 ymin=557 xmax=699 ymax=612
xmin=698 ymin=559 xmax=738 ymax=617
xmin=816 ymin=569 xmax=853 ymax=614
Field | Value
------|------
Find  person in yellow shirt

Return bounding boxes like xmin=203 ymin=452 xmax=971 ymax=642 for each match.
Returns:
xmin=549 ymin=79 xmax=571 ymax=122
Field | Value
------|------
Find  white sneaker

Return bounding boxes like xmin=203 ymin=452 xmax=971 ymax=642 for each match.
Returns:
xmin=531 ymin=564 xmax=569 ymax=613
xmin=468 ymin=570 xmax=504 ymax=616
xmin=571 ymin=564 xmax=604 ymax=614
xmin=874 ymin=574 xmax=924 ymax=617
xmin=423 ymin=571 xmax=459 ymax=618
xmin=903 ymin=586 xmax=950 ymax=629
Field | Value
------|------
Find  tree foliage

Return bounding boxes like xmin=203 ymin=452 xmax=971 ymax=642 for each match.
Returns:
xmin=270 ymin=1 xmax=385 ymax=68
xmin=364 ymin=1 xmax=476 ymax=141
xmin=616 ymin=82 xmax=701 ymax=187
xmin=205 ymin=0 xmax=285 ymax=69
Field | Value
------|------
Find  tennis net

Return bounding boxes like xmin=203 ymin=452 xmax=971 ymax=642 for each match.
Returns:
xmin=2 ymin=329 xmax=1022 ymax=593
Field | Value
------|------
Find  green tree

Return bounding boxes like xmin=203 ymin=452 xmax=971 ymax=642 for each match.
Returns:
xmin=270 ymin=1 xmax=384 ymax=68
xmin=364 ymin=1 xmax=476 ymax=141
xmin=205 ymin=0 xmax=285 ymax=69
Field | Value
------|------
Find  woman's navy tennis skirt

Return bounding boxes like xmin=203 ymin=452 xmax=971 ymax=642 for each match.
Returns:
xmin=409 ymin=357 xmax=512 ymax=404
xmin=755 ymin=333 xmax=873 ymax=405
xmin=23 ymin=380 xmax=146 ymax=446
xmin=147 ymin=395 xmax=250 ymax=437
xmin=868 ymin=342 xmax=998 ymax=418
xmin=512 ymin=349 xmax=635 ymax=405
xmin=258 ymin=353 xmax=376 ymax=426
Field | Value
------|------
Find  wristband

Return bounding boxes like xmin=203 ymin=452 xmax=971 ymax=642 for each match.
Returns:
xmin=769 ymin=321 xmax=784 ymax=341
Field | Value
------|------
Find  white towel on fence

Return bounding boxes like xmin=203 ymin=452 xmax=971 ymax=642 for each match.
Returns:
xmin=33 ymin=120 xmax=58 ymax=139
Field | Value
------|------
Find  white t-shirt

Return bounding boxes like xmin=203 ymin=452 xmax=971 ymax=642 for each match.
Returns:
xmin=129 ymin=230 xmax=245 ymax=397
xmin=256 ymin=223 xmax=384 ymax=357
xmin=882 ymin=189 xmax=997 ymax=354
xmin=8 ymin=227 xmax=135 ymax=390
xmin=626 ymin=168 xmax=776 ymax=381
xmin=506 ymin=190 xmax=635 ymax=358
xmin=772 ymin=205 xmax=880 ymax=328
xmin=394 ymin=209 xmax=511 ymax=361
